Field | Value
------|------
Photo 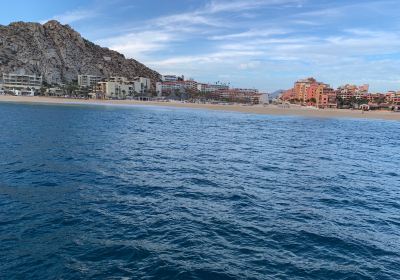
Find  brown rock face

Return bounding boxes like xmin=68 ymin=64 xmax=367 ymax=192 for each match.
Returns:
xmin=0 ymin=20 xmax=161 ymax=85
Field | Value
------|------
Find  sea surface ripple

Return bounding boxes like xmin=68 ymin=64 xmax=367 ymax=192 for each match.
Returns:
xmin=0 ymin=103 xmax=399 ymax=279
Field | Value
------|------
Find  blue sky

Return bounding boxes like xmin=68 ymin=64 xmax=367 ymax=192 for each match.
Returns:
xmin=1 ymin=0 xmax=400 ymax=92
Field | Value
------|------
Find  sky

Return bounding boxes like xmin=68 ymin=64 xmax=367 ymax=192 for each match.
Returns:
xmin=1 ymin=0 xmax=400 ymax=92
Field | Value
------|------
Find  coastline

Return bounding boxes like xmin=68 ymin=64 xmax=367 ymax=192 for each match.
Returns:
xmin=0 ymin=95 xmax=399 ymax=121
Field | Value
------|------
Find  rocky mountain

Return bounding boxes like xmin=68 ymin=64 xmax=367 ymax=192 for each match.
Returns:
xmin=270 ymin=89 xmax=285 ymax=99
xmin=0 ymin=20 xmax=161 ymax=85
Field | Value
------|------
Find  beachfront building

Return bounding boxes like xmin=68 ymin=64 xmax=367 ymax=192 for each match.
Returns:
xmin=156 ymin=80 xmax=198 ymax=97
xmin=95 ymin=81 xmax=134 ymax=99
xmin=386 ymin=92 xmax=400 ymax=104
xmin=46 ymin=87 xmax=66 ymax=97
xmin=213 ymin=88 xmax=263 ymax=104
xmin=281 ymin=78 xmax=337 ymax=108
xmin=161 ymin=75 xmax=184 ymax=82
xmin=2 ymin=73 xmax=42 ymax=90
xmin=197 ymin=83 xmax=230 ymax=93
xmin=294 ymin=77 xmax=318 ymax=102
xmin=284 ymin=77 xmax=329 ymax=105
xmin=337 ymin=84 xmax=370 ymax=100
xmin=315 ymin=86 xmax=337 ymax=109
xmin=78 ymin=75 xmax=103 ymax=88
xmin=108 ymin=76 xmax=151 ymax=96
xmin=94 ymin=76 xmax=151 ymax=99
xmin=133 ymin=77 xmax=151 ymax=95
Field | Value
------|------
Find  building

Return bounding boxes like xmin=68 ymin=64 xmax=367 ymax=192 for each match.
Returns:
xmin=2 ymin=73 xmax=42 ymax=90
xmin=161 ymin=75 xmax=184 ymax=82
xmin=133 ymin=77 xmax=151 ymax=95
xmin=78 ymin=75 xmax=103 ymax=88
xmin=385 ymin=92 xmax=400 ymax=104
xmin=281 ymin=78 xmax=337 ymax=108
xmin=46 ymin=87 xmax=66 ymax=97
xmin=213 ymin=88 xmax=263 ymax=104
xmin=156 ymin=80 xmax=198 ymax=96
xmin=316 ymin=86 xmax=337 ymax=109
xmin=337 ymin=84 xmax=370 ymax=100
xmin=95 ymin=81 xmax=134 ymax=99
xmin=197 ymin=83 xmax=229 ymax=93
xmin=294 ymin=77 xmax=317 ymax=102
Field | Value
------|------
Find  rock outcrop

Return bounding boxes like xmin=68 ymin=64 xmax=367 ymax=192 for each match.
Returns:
xmin=0 ymin=20 xmax=161 ymax=85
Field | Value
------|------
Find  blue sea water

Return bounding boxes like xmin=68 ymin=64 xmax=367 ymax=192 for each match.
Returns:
xmin=0 ymin=102 xmax=399 ymax=280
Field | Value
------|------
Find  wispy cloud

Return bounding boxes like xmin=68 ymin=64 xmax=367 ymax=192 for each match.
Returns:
xmin=206 ymin=0 xmax=302 ymax=13
xmin=41 ymin=9 xmax=98 ymax=24
xmin=209 ymin=29 xmax=290 ymax=40
xmin=97 ymin=31 xmax=177 ymax=58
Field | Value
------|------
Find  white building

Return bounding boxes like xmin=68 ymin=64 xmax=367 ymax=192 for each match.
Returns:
xmin=161 ymin=75 xmax=184 ymax=82
xmin=108 ymin=76 xmax=150 ymax=95
xmin=197 ymin=83 xmax=229 ymax=93
xmin=78 ymin=75 xmax=103 ymax=88
xmin=96 ymin=81 xmax=134 ymax=99
xmin=156 ymin=82 xmax=163 ymax=97
xmin=2 ymin=73 xmax=42 ymax=90
xmin=156 ymin=80 xmax=197 ymax=96
xmin=133 ymin=77 xmax=151 ymax=95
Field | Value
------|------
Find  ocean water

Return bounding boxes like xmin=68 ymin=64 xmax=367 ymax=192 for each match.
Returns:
xmin=0 ymin=102 xmax=399 ymax=280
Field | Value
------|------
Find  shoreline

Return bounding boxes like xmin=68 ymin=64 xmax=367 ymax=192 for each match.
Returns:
xmin=0 ymin=95 xmax=399 ymax=121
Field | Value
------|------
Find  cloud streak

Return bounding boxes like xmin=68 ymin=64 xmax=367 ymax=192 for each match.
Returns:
xmin=42 ymin=9 xmax=98 ymax=24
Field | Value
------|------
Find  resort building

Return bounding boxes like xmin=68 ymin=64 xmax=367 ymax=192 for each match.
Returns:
xmin=385 ymin=92 xmax=400 ymax=104
xmin=337 ymin=84 xmax=370 ymax=100
xmin=316 ymin=86 xmax=337 ymax=109
xmin=156 ymin=80 xmax=198 ymax=96
xmin=294 ymin=77 xmax=317 ymax=102
xmin=282 ymin=78 xmax=337 ymax=108
xmin=161 ymin=75 xmax=184 ymax=82
xmin=95 ymin=81 xmax=134 ymax=99
xmin=78 ymin=75 xmax=103 ymax=88
xmin=213 ymin=88 xmax=263 ymax=104
xmin=2 ymin=73 xmax=42 ymax=90
xmin=133 ymin=77 xmax=151 ymax=95
xmin=197 ymin=83 xmax=230 ymax=93
xmin=46 ymin=87 xmax=66 ymax=97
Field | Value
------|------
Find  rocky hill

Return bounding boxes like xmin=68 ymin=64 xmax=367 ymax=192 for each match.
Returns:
xmin=0 ymin=20 xmax=161 ymax=85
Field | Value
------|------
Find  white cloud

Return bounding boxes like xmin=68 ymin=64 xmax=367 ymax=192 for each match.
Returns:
xmin=42 ymin=9 xmax=97 ymax=24
xmin=206 ymin=0 xmax=302 ymax=13
xmin=96 ymin=31 xmax=177 ymax=59
xmin=238 ymin=61 xmax=262 ymax=70
xmin=209 ymin=29 xmax=290 ymax=40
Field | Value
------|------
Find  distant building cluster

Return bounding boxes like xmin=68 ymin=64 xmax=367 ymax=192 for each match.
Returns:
xmin=156 ymin=75 xmax=269 ymax=105
xmin=280 ymin=77 xmax=400 ymax=110
xmin=78 ymin=75 xmax=151 ymax=100
xmin=0 ymin=72 xmax=268 ymax=105
xmin=4 ymin=71 xmax=399 ymax=110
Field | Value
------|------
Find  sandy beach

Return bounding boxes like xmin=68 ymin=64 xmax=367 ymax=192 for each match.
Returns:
xmin=0 ymin=95 xmax=399 ymax=121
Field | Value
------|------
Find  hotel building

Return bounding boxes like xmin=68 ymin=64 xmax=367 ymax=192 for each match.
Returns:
xmin=95 ymin=81 xmax=134 ymax=99
xmin=156 ymin=80 xmax=198 ymax=96
xmin=161 ymin=75 xmax=184 ymax=82
xmin=95 ymin=76 xmax=151 ymax=99
xmin=2 ymin=73 xmax=42 ymax=90
xmin=78 ymin=75 xmax=103 ymax=88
